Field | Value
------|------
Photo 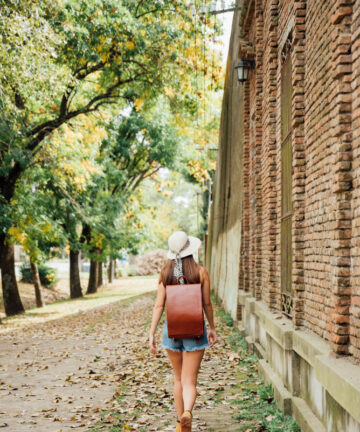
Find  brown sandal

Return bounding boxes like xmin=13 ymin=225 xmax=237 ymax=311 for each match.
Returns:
xmin=176 ymin=420 xmax=182 ymax=432
xmin=180 ymin=411 xmax=192 ymax=432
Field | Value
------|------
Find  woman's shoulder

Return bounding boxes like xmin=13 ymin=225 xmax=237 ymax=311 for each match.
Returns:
xmin=198 ymin=265 xmax=210 ymax=281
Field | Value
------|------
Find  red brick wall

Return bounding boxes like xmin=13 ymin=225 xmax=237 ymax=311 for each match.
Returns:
xmin=291 ymin=1 xmax=306 ymax=328
xmin=351 ymin=0 xmax=360 ymax=359
xmin=302 ymin=1 xmax=337 ymax=343
xmin=274 ymin=2 xmax=296 ymax=315
xmin=240 ymin=9 xmax=257 ymax=296
xmin=328 ymin=1 xmax=353 ymax=355
xmin=237 ymin=0 xmax=360 ymax=358
xmin=259 ymin=0 xmax=279 ymax=309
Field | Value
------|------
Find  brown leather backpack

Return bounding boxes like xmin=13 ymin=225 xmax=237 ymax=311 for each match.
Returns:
xmin=166 ymin=276 xmax=204 ymax=339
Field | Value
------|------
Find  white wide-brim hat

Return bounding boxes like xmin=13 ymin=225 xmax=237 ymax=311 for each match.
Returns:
xmin=167 ymin=231 xmax=201 ymax=260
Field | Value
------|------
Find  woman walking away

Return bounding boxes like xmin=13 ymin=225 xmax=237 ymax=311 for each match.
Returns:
xmin=149 ymin=231 xmax=217 ymax=432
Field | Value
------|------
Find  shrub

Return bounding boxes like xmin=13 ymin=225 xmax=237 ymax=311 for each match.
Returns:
xmin=115 ymin=265 xmax=137 ymax=278
xmin=20 ymin=263 xmax=59 ymax=289
xmin=116 ymin=266 xmax=129 ymax=278
xmin=132 ymin=249 xmax=168 ymax=276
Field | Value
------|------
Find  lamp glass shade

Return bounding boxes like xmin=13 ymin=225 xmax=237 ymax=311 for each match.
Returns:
xmin=235 ymin=59 xmax=250 ymax=82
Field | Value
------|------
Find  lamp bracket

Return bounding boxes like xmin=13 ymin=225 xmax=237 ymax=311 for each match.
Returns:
xmin=238 ymin=39 xmax=255 ymax=57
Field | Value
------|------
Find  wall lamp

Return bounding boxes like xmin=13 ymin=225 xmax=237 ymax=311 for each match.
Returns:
xmin=235 ymin=57 xmax=256 ymax=83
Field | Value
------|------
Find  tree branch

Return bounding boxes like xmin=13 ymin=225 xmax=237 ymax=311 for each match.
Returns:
xmin=28 ymin=61 xmax=106 ymax=139
xmin=135 ymin=7 xmax=176 ymax=19
xmin=7 ymin=64 xmax=147 ymax=193
xmin=135 ymin=0 xmax=146 ymax=16
xmin=27 ymin=73 xmax=146 ymax=159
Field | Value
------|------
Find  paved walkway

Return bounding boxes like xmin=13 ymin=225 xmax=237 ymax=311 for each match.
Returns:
xmin=0 ymin=285 xmax=299 ymax=432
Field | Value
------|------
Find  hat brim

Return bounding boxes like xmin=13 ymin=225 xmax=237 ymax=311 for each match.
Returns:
xmin=167 ymin=236 xmax=201 ymax=260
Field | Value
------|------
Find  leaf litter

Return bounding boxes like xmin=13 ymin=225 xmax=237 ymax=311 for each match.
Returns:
xmin=0 ymin=281 xmax=299 ymax=432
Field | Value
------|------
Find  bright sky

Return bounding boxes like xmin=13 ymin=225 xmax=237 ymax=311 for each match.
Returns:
xmin=220 ymin=11 xmax=233 ymax=65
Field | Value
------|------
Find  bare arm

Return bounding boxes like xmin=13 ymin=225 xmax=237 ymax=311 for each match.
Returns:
xmin=149 ymin=280 xmax=166 ymax=354
xmin=201 ymin=267 xmax=216 ymax=331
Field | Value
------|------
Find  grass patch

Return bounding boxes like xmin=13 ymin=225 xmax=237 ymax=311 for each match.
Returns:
xmin=218 ymin=307 xmax=300 ymax=432
xmin=210 ymin=290 xmax=220 ymax=305
xmin=234 ymin=382 xmax=300 ymax=431
xmin=216 ymin=307 xmax=234 ymax=327
xmin=0 ymin=278 xmax=157 ymax=333
xmin=86 ymin=405 xmax=153 ymax=432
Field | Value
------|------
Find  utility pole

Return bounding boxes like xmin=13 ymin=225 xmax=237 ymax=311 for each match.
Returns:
xmin=190 ymin=0 xmax=241 ymax=17
xmin=196 ymin=191 xmax=200 ymax=233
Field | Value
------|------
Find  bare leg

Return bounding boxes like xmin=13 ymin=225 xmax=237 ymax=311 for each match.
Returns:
xmin=181 ymin=349 xmax=204 ymax=412
xmin=166 ymin=349 xmax=184 ymax=420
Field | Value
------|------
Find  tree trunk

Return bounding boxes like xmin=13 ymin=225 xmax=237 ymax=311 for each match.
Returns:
xmin=86 ymin=259 xmax=98 ymax=294
xmin=114 ymin=259 xmax=117 ymax=277
xmin=30 ymin=260 xmax=44 ymax=308
xmin=108 ymin=260 xmax=114 ymax=284
xmin=97 ymin=262 xmax=103 ymax=287
xmin=69 ymin=249 xmax=83 ymax=298
xmin=0 ymin=240 xmax=24 ymax=316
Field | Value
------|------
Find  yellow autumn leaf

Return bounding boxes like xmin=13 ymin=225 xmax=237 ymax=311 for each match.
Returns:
xmin=134 ymin=98 xmax=144 ymax=111
xmin=164 ymin=86 xmax=175 ymax=97
xmin=126 ymin=41 xmax=135 ymax=50
xmin=73 ymin=176 xmax=85 ymax=186
xmin=8 ymin=226 xmax=20 ymax=237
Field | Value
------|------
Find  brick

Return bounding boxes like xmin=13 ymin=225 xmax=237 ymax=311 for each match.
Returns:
xmin=213 ymin=0 xmax=360 ymax=363
xmin=331 ymin=7 xmax=353 ymax=24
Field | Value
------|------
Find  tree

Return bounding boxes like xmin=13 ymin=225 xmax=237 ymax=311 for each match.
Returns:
xmin=0 ymin=0 xmax=221 ymax=314
xmin=8 ymin=180 xmax=64 ymax=309
xmin=30 ymin=261 xmax=44 ymax=308
xmin=83 ymin=105 xmax=180 ymax=291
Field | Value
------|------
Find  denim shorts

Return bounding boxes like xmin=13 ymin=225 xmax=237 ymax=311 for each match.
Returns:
xmin=161 ymin=319 xmax=210 ymax=352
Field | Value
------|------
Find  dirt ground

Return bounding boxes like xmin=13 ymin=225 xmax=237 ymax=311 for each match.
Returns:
xmin=0 ymin=284 xmax=242 ymax=432
xmin=0 ymin=293 xmax=153 ymax=431
xmin=0 ymin=279 xmax=295 ymax=432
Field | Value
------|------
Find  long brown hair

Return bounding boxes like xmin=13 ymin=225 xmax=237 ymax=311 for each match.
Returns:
xmin=159 ymin=255 xmax=200 ymax=286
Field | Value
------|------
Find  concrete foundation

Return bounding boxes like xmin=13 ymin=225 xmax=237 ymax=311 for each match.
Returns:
xmin=238 ymin=290 xmax=360 ymax=432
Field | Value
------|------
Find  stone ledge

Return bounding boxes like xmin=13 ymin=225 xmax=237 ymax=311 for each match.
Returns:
xmin=292 ymin=329 xmax=330 ymax=368
xmin=244 ymin=296 xmax=255 ymax=313
xmin=238 ymin=290 xmax=251 ymax=305
xmin=254 ymin=341 xmax=265 ymax=359
xmin=245 ymin=335 xmax=254 ymax=353
xmin=292 ymin=397 xmax=326 ymax=432
xmin=240 ymin=290 xmax=360 ymax=430
xmin=258 ymin=359 xmax=292 ymax=416
xmin=236 ymin=322 xmax=246 ymax=337
xmin=253 ymin=300 xmax=293 ymax=350
xmin=315 ymin=354 xmax=360 ymax=424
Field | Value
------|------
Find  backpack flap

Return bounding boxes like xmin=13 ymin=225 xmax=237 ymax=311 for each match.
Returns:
xmin=166 ymin=282 xmax=204 ymax=339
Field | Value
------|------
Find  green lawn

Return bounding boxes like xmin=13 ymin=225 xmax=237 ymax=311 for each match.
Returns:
xmin=0 ymin=276 xmax=157 ymax=334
